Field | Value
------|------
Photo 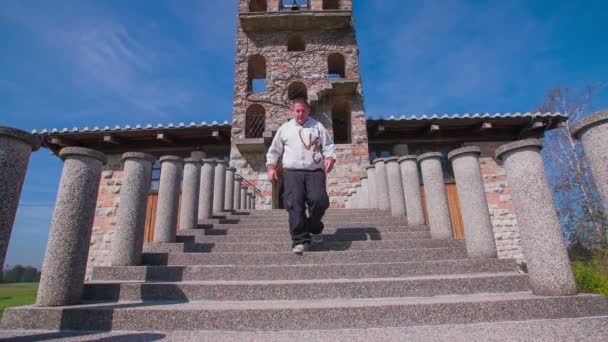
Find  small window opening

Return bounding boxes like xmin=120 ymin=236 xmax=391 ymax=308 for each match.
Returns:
xmin=328 ymin=52 xmax=346 ymax=78
xmin=246 ymin=104 xmax=266 ymax=138
xmin=288 ymin=82 xmax=308 ymax=100
xmin=323 ymin=0 xmax=340 ymax=10
xmin=332 ymin=101 xmax=351 ymax=144
xmin=247 ymin=55 xmax=267 ymax=93
xmin=249 ymin=0 xmax=267 ymax=12
xmin=287 ymin=34 xmax=306 ymax=51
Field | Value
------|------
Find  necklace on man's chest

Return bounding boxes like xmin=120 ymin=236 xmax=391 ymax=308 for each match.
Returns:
xmin=298 ymin=127 xmax=320 ymax=151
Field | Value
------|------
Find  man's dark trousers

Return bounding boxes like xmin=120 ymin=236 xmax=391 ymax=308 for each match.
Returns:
xmin=282 ymin=169 xmax=330 ymax=247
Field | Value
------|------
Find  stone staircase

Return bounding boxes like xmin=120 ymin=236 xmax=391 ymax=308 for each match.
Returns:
xmin=2 ymin=209 xmax=608 ymax=337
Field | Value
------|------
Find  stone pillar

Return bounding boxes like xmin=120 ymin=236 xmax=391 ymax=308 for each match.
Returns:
xmin=365 ymin=166 xmax=378 ymax=209
xmin=571 ymin=110 xmax=608 ymax=212
xmin=392 ymin=144 xmax=409 ymax=156
xmin=353 ymin=187 xmax=360 ymax=208
xmin=198 ymin=159 xmax=216 ymax=221
xmin=111 ymin=152 xmax=155 ymax=266
xmin=245 ymin=191 xmax=252 ymax=210
xmin=233 ymin=177 xmax=242 ymax=210
xmin=372 ymin=158 xmax=391 ymax=211
xmin=179 ymin=158 xmax=201 ymax=230
xmin=418 ymin=152 xmax=452 ymax=239
xmin=225 ymin=167 xmax=236 ymax=211
xmin=448 ymin=147 xmax=497 ymax=258
xmin=153 ymin=156 xmax=184 ymax=243
xmin=36 ymin=147 xmax=106 ymax=306
xmin=360 ymin=177 xmax=370 ymax=208
xmin=252 ymin=194 xmax=257 ymax=210
xmin=213 ymin=160 xmax=227 ymax=213
xmin=496 ymin=139 xmax=576 ymax=296
xmin=240 ymin=186 xmax=248 ymax=209
xmin=385 ymin=157 xmax=407 ymax=217
xmin=399 ymin=156 xmax=425 ymax=226
xmin=0 ymin=127 xmax=40 ymax=274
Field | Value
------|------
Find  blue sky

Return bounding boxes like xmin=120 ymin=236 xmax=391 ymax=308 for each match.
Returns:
xmin=1 ymin=0 xmax=607 ymax=268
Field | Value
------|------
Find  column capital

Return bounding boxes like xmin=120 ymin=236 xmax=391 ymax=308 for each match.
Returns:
xmin=417 ymin=152 xmax=442 ymax=163
xmin=0 ymin=126 xmax=41 ymax=151
xmin=160 ymin=155 xmax=184 ymax=164
xmin=364 ymin=165 xmax=375 ymax=170
xmin=59 ymin=147 xmax=106 ymax=164
xmin=570 ymin=110 xmax=608 ymax=138
xmin=184 ymin=158 xmax=201 ymax=164
xmin=122 ymin=152 xmax=155 ymax=163
xmin=384 ymin=156 xmax=398 ymax=163
xmin=398 ymin=155 xmax=418 ymax=163
xmin=202 ymin=158 xmax=218 ymax=165
xmin=448 ymin=146 xmax=481 ymax=161
xmin=495 ymin=139 xmax=542 ymax=161
xmin=372 ymin=157 xmax=386 ymax=165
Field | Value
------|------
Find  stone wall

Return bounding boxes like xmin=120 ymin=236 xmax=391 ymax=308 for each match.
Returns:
xmin=86 ymin=154 xmax=122 ymax=280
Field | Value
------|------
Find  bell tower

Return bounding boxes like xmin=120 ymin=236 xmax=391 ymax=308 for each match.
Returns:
xmin=230 ymin=0 xmax=370 ymax=208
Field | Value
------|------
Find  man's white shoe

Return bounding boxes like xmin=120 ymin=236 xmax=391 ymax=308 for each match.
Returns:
xmin=311 ymin=234 xmax=324 ymax=244
xmin=292 ymin=244 xmax=308 ymax=254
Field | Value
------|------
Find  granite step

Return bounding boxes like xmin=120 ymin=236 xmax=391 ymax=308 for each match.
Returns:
xmin=186 ymin=226 xmax=428 ymax=236
xmin=5 ymin=316 xmax=608 ymax=341
xmin=176 ymin=230 xmax=432 ymax=243
xmin=141 ymin=248 xmax=468 ymax=266
xmin=198 ymin=220 xmax=412 ymax=228
xmin=143 ymin=239 xmax=464 ymax=253
xmin=91 ymin=259 xmax=520 ymax=282
xmin=3 ymin=293 xmax=607 ymax=331
xmin=83 ymin=272 xmax=530 ymax=301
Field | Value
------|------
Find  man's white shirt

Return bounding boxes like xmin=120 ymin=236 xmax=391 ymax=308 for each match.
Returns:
xmin=266 ymin=118 xmax=337 ymax=170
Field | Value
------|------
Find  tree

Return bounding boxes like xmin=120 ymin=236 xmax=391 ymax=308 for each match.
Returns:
xmin=538 ymin=85 xmax=608 ymax=258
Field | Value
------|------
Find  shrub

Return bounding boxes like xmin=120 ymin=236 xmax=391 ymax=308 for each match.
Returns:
xmin=572 ymin=258 xmax=608 ymax=297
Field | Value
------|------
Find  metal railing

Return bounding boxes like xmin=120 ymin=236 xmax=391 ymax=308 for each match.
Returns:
xmin=236 ymin=173 xmax=262 ymax=194
xmin=246 ymin=112 xmax=265 ymax=138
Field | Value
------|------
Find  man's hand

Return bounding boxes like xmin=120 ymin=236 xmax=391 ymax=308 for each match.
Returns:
xmin=267 ymin=164 xmax=278 ymax=182
xmin=325 ymin=158 xmax=335 ymax=174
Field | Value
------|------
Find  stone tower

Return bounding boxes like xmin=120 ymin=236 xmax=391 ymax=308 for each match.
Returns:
xmin=230 ymin=0 xmax=370 ymax=208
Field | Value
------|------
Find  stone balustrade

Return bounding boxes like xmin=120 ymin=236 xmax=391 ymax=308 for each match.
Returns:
xmin=385 ymin=157 xmax=406 ymax=216
xmin=373 ymin=158 xmax=391 ymax=211
xmin=213 ymin=160 xmax=227 ymax=213
xmin=418 ymin=152 xmax=453 ymax=239
xmin=179 ymin=158 xmax=201 ymax=231
xmin=365 ymin=165 xmax=378 ymax=209
xmin=398 ymin=156 xmax=425 ymax=226
xmin=198 ymin=159 xmax=217 ymax=221
xmin=153 ymin=156 xmax=184 ymax=243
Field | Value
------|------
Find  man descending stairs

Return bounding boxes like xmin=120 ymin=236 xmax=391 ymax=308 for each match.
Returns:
xmin=2 ymin=209 xmax=608 ymax=340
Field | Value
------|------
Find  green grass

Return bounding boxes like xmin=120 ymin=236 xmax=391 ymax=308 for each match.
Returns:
xmin=573 ymin=257 xmax=608 ymax=297
xmin=0 ymin=283 xmax=38 ymax=320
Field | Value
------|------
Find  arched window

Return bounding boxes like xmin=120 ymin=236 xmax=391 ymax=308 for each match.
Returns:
xmin=249 ymin=0 xmax=267 ymax=12
xmin=332 ymin=101 xmax=351 ymax=144
xmin=245 ymin=104 xmax=266 ymax=138
xmin=323 ymin=0 xmax=340 ymax=10
xmin=288 ymin=82 xmax=308 ymax=100
xmin=247 ymin=54 xmax=266 ymax=93
xmin=328 ymin=53 xmax=345 ymax=78
xmin=287 ymin=34 xmax=305 ymax=52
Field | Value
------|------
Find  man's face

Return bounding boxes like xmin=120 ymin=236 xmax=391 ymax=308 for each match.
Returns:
xmin=292 ymin=102 xmax=310 ymax=125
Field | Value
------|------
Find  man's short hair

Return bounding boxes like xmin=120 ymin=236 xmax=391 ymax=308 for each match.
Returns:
xmin=292 ymin=98 xmax=309 ymax=108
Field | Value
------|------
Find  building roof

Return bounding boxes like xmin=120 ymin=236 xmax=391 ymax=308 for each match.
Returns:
xmin=31 ymin=120 xmax=231 ymax=135
xmin=367 ymin=112 xmax=566 ymax=122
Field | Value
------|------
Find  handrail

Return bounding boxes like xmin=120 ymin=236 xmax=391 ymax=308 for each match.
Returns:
xmin=236 ymin=173 xmax=262 ymax=194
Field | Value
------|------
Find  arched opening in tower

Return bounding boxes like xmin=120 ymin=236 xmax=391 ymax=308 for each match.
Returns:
xmin=287 ymin=34 xmax=306 ymax=52
xmin=332 ymin=100 xmax=351 ymax=144
xmin=245 ymin=104 xmax=266 ymax=138
xmin=247 ymin=54 xmax=267 ymax=93
xmin=249 ymin=0 xmax=267 ymax=12
xmin=328 ymin=52 xmax=346 ymax=78
xmin=323 ymin=0 xmax=340 ymax=10
xmin=287 ymin=82 xmax=308 ymax=101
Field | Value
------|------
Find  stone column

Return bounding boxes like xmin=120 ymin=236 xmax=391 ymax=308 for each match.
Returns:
xmin=0 ymin=127 xmax=40 ymax=274
xmin=252 ymin=194 xmax=257 ymax=210
xmin=198 ymin=159 xmax=216 ymax=221
xmin=399 ymin=156 xmax=425 ymax=226
xmin=418 ymin=152 xmax=452 ymax=239
xmin=179 ymin=158 xmax=201 ymax=230
xmin=213 ymin=160 xmax=227 ymax=213
xmin=240 ymin=186 xmax=248 ymax=209
xmin=448 ymin=147 xmax=497 ymax=258
xmin=373 ymin=158 xmax=391 ymax=211
xmin=36 ymin=147 xmax=106 ymax=306
xmin=571 ymin=110 xmax=608 ymax=212
xmin=233 ymin=177 xmax=242 ymax=210
xmin=245 ymin=191 xmax=252 ymax=210
xmin=353 ymin=187 xmax=360 ymax=209
xmin=224 ymin=167 xmax=236 ymax=211
xmin=153 ymin=156 xmax=184 ymax=243
xmin=385 ymin=157 xmax=407 ymax=217
xmin=112 ymin=152 xmax=155 ymax=266
xmin=360 ymin=177 xmax=370 ymax=208
xmin=496 ymin=139 xmax=576 ymax=296
xmin=365 ymin=166 xmax=378 ymax=209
